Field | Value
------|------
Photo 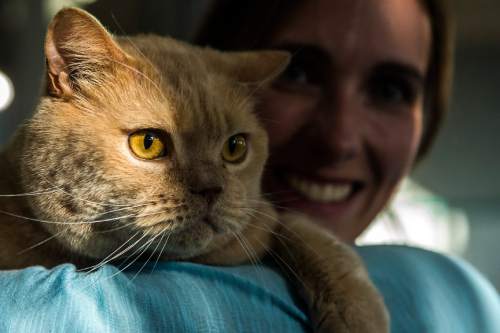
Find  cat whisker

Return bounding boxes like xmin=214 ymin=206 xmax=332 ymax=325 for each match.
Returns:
xmin=91 ymin=219 xmax=141 ymax=234
xmin=111 ymin=15 xmax=154 ymax=69
xmin=0 ymin=188 xmax=59 ymax=198
xmin=107 ymin=230 xmax=164 ymax=281
xmin=243 ymin=201 xmax=295 ymax=214
xmin=79 ymin=230 xmax=145 ymax=273
xmin=237 ymin=205 xmax=312 ymax=288
xmin=87 ymin=223 xmax=171 ymax=276
xmin=238 ymin=210 xmax=293 ymax=241
xmin=16 ymin=229 xmax=66 ymax=255
xmin=149 ymin=230 xmax=172 ymax=274
xmin=109 ymin=14 xmax=165 ymax=94
xmin=129 ymin=229 xmax=170 ymax=281
xmin=19 ymin=209 xmax=174 ymax=260
xmin=250 ymin=234 xmax=308 ymax=290
xmin=95 ymin=200 xmax=172 ymax=217
xmin=0 ymin=206 xmax=177 ymax=226
xmin=236 ymin=205 xmax=322 ymax=259
xmin=38 ymin=173 xmax=180 ymax=209
xmin=258 ymin=190 xmax=304 ymax=200
xmin=91 ymin=205 xmax=181 ymax=234
xmin=79 ymin=231 xmax=161 ymax=291
xmin=229 ymin=230 xmax=261 ymax=268
xmin=37 ymin=176 xmax=131 ymax=208
xmin=243 ymin=197 xmax=302 ymax=213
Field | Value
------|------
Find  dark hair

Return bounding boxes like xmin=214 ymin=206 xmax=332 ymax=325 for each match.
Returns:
xmin=196 ymin=0 xmax=454 ymax=162
xmin=417 ymin=0 xmax=454 ymax=161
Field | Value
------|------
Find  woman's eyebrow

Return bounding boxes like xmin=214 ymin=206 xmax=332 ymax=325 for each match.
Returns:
xmin=373 ymin=62 xmax=425 ymax=85
xmin=269 ymin=42 xmax=331 ymax=64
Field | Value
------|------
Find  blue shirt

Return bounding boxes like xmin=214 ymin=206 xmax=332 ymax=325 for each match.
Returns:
xmin=0 ymin=245 xmax=498 ymax=332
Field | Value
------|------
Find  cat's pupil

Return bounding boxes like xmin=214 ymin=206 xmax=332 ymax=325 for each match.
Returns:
xmin=228 ymin=137 xmax=237 ymax=154
xmin=144 ymin=133 xmax=154 ymax=150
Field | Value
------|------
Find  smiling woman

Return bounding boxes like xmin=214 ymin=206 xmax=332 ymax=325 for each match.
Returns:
xmin=197 ymin=0 xmax=446 ymax=242
xmin=257 ymin=0 xmax=429 ymax=241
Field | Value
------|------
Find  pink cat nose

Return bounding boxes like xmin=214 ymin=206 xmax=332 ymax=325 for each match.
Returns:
xmin=190 ymin=186 xmax=223 ymax=205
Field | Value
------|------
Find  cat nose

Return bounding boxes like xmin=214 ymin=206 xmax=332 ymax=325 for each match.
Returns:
xmin=190 ymin=186 xmax=223 ymax=205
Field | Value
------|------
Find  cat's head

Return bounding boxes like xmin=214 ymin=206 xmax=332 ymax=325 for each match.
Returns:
xmin=16 ymin=8 xmax=289 ymax=261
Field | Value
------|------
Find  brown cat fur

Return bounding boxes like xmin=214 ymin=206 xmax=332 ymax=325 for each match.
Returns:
xmin=0 ymin=8 xmax=388 ymax=332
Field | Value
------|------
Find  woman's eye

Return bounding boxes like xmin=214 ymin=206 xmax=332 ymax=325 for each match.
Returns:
xmin=368 ymin=76 xmax=417 ymax=107
xmin=280 ymin=62 xmax=310 ymax=84
xmin=274 ymin=58 xmax=322 ymax=91
xmin=129 ymin=130 xmax=166 ymax=160
xmin=222 ymin=134 xmax=247 ymax=164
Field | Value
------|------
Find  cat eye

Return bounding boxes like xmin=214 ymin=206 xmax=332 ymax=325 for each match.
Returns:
xmin=129 ymin=130 xmax=166 ymax=160
xmin=222 ymin=134 xmax=247 ymax=163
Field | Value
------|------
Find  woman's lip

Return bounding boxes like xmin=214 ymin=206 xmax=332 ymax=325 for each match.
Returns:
xmin=272 ymin=170 xmax=363 ymax=203
xmin=273 ymin=167 xmax=362 ymax=184
xmin=288 ymin=176 xmax=351 ymax=202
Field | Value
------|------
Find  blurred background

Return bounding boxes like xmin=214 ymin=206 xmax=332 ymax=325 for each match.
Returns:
xmin=0 ymin=0 xmax=498 ymax=289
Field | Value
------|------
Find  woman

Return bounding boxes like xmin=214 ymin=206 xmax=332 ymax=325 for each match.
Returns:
xmin=1 ymin=1 xmax=498 ymax=332
xmin=196 ymin=0 xmax=452 ymax=242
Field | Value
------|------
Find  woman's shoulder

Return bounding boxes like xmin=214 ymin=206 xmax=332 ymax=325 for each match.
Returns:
xmin=1 ymin=246 xmax=498 ymax=332
xmin=356 ymin=245 xmax=500 ymax=333
xmin=0 ymin=262 xmax=309 ymax=333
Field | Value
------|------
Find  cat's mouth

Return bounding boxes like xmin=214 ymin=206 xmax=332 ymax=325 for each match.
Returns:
xmin=202 ymin=216 xmax=223 ymax=233
xmin=139 ymin=214 xmax=224 ymax=236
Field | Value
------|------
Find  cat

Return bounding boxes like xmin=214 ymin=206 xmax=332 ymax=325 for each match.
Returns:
xmin=0 ymin=8 xmax=388 ymax=333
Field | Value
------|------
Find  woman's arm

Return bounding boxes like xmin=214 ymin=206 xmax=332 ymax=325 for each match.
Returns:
xmin=1 ymin=245 xmax=498 ymax=332
xmin=0 ymin=262 xmax=309 ymax=333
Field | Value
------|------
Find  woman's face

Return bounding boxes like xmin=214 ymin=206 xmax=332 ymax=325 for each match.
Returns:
xmin=260 ymin=0 xmax=431 ymax=241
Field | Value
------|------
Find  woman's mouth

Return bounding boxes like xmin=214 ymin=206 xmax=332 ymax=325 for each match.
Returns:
xmin=283 ymin=173 xmax=363 ymax=203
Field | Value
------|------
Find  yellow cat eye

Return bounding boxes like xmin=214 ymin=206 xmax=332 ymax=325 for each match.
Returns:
xmin=222 ymin=134 xmax=247 ymax=163
xmin=129 ymin=130 xmax=166 ymax=160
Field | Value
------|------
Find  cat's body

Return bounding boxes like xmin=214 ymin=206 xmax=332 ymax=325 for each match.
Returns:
xmin=0 ymin=8 xmax=388 ymax=332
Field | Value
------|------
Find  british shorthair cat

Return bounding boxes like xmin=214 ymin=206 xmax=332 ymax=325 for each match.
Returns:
xmin=0 ymin=8 xmax=388 ymax=332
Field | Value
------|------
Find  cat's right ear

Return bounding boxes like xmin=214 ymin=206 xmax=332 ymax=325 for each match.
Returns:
xmin=215 ymin=51 xmax=291 ymax=87
xmin=44 ymin=7 xmax=128 ymax=98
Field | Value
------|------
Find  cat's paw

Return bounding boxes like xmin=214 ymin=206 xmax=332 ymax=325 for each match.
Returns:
xmin=313 ymin=302 xmax=389 ymax=333
xmin=311 ymin=270 xmax=390 ymax=333
xmin=314 ymin=308 xmax=350 ymax=333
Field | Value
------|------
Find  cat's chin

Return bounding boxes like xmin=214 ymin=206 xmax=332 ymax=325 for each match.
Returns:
xmin=160 ymin=219 xmax=235 ymax=260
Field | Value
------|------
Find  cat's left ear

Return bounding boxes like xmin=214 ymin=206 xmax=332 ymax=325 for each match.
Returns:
xmin=44 ymin=7 xmax=128 ymax=98
xmin=214 ymin=50 xmax=291 ymax=87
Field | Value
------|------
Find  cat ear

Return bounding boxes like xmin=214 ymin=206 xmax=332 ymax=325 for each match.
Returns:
xmin=214 ymin=50 xmax=291 ymax=86
xmin=44 ymin=7 xmax=127 ymax=97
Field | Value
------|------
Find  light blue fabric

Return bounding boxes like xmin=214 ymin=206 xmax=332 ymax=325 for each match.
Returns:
xmin=0 ymin=262 xmax=308 ymax=332
xmin=357 ymin=246 xmax=500 ymax=333
xmin=0 ymin=245 xmax=498 ymax=333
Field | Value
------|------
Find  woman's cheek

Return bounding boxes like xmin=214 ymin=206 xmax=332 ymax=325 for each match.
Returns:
xmin=374 ymin=108 xmax=423 ymax=184
xmin=258 ymin=89 xmax=317 ymax=147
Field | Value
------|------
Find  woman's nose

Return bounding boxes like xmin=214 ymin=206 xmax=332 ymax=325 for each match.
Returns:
xmin=315 ymin=88 xmax=362 ymax=162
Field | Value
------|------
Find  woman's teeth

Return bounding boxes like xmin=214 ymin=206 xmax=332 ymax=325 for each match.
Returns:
xmin=287 ymin=175 xmax=353 ymax=203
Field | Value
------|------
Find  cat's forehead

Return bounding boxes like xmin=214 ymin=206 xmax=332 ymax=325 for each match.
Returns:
xmin=117 ymin=35 xmax=258 ymax=138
